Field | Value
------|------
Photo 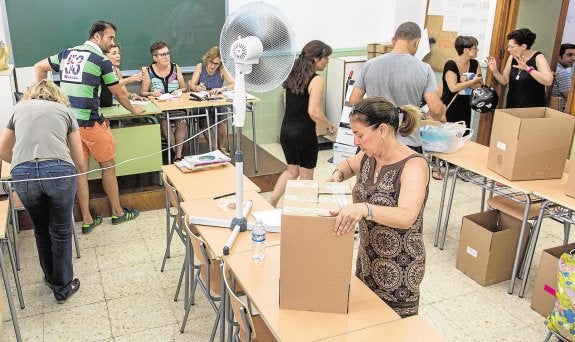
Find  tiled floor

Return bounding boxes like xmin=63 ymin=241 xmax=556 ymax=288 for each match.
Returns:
xmin=0 ymin=143 xmax=563 ymax=341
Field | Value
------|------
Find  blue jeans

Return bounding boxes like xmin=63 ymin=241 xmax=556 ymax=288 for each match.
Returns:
xmin=11 ymin=159 xmax=76 ymax=300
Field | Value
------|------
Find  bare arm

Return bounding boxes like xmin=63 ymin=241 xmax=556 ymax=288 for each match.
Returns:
xmin=0 ymin=128 xmax=15 ymax=163
xmin=140 ymin=67 xmax=161 ymax=97
xmin=67 ymin=130 xmax=84 ymax=170
xmin=188 ymin=63 xmax=203 ymax=91
xmin=445 ymin=70 xmax=483 ymax=93
xmin=34 ymin=58 xmax=52 ymax=81
xmin=307 ymin=76 xmax=335 ymax=132
xmin=424 ymin=91 xmax=446 ymax=122
xmin=221 ymin=67 xmax=235 ymax=91
xmin=109 ymin=83 xmax=145 ymax=114
xmin=326 ymin=151 xmax=364 ymax=182
xmin=531 ymin=54 xmax=554 ymax=86
xmin=174 ymin=65 xmax=187 ymax=93
xmin=488 ymin=55 xmax=512 ymax=86
xmin=332 ymin=156 xmax=429 ymax=235
xmin=349 ymin=87 xmax=366 ymax=106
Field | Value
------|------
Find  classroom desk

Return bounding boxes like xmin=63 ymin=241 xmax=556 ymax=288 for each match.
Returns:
xmin=161 ymin=163 xmax=260 ymax=201
xmin=87 ymin=102 xmax=163 ymax=180
xmin=317 ymin=315 xmax=446 ymax=342
xmin=181 ymin=190 xmax=280 ymax=342
xmin=432 ymin=141 xmax=543 ymax=295
xmin=224 ymin=245 xmax=401 ymax=342
xmin=517 ymin=174 xmax=575 ymax=297
xmin=150 ymin=95 xmax=260 ymax=170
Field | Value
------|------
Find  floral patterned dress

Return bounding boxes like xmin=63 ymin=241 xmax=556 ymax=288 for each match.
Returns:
xmin=353 ymin=153 xmax=428 ymax=318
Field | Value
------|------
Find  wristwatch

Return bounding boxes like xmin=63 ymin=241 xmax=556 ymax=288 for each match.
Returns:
xmin=364 ymin=202 xmax=373 ymax=221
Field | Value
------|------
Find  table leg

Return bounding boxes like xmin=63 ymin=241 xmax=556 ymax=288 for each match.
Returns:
xmin=518 ymin=200 xmax=548 ymax=297
xmin=439 ymin=166 xmax=460 ymax=250
xmin=508 ymin=194 xmax=532 ymax=295
xmin=434 ymin=161 xmax=451 ymax=247
xmin=219 ymin=261 xmax=226 ymax=342
xmin=7 ymin=183 xmax=19 ymax=270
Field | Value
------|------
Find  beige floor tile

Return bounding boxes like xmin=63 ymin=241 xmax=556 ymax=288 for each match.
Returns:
xmin=101 ymin=261 xmax=164 ymax=300
xmin=107 ymin=289 xmax=177 ymax=336
xmin=8 ymin=255 xmax=44 ymax=286
xmin=43 ymin=302 xmax=112 ymax=342
xmin=71 ymin=246 xmax=100 ymax=276
xmin=170 ymin=286 xmax=218 ymax=325
xmin=173 ymin=315 xmax=220 ymax=341
xmin=13 ymin=229 xmax=38 ymax=260
xmin=1 ymin=313 xmax=43 ymax=342
xmin=419 ymin=305 xmax=475 ymax=342
xmin=433 ymin=291 xmax=526 ymax=340
xmin=114 ymin=323 xmax=174 ymax=342
xmin=95 ymin=238 xmax=151 ymax=270
xmin=85 ymin=221 xmax=144 ymax=248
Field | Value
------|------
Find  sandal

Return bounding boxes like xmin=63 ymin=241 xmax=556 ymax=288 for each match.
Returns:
xmin=432 ymin=165 xmax=443 ymax=180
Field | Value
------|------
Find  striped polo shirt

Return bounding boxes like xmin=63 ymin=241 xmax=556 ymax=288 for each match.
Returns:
xmin=48 ymin=41 xmax=119 ymax=127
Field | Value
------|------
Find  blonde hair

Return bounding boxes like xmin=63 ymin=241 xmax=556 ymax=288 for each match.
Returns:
xmin=21 ymin=79 xmax=70 ymax=106
xmin=350 ymin=96 xmax=421 ymax=137
xmin=202 ymin=46 xmax=221 ymax=66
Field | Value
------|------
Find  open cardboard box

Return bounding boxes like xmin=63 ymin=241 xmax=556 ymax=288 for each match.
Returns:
xmin=279 ymin=180 xmax=354 ymax=313
xmin=487 ymin=107 xmax=575 ymax=181
xmin=456 ymin=210 xmax=530 ymax=286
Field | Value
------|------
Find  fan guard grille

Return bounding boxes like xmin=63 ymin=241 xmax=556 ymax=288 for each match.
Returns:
xmin=220 ymin=2 xmax=296 ymax=92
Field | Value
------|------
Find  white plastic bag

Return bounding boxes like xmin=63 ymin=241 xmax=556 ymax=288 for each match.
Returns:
xmin=420 ymin=121 xmax=473 ymax=153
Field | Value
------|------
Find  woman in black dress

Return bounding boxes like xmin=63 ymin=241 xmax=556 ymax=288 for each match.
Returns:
xmin=434 ymin=36 xmax=483 ymax=180
xmin=269 ymin=40 xmax=336 ymax=207
xmin=486 ymin=28 xmax=553 ymax=108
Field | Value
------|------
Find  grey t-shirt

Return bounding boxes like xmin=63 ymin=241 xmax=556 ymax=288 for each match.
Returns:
xmin=7 ymin=99 xmax=79 ymax=170
xmin=354 ymin=52 xmax=437 ymax=147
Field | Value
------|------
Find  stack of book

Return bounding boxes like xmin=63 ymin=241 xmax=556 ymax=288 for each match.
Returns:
xmin=177 ymin=150 xmax=231 ymax=172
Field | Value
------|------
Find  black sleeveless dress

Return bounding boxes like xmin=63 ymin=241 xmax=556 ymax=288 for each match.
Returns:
xmin=507 ymin=52 xmax=546 ymax=108
xmin=280 ymin=74 xmax=318 ymax=169
xmin=441 ymin=59 xmax=479 ymax=129
xmin=353 ymin=153 xmax=428 ymax=318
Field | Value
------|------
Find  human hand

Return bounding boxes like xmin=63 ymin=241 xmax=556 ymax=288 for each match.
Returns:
xmin=132 ymin=105 xmax=145 ymax=114
xmin=330 ymin=203 xmax=365 ymax=236
xmin=474 ymin=74 xmax=483 ymax=84
xmin=171 ymin=89 xmax=183 ymax=97
xmin=485 ymin=56 xmax=498 ymax=72
xmin=513 ymin=56 xmax=529 ymax=71
xmin=151 ymin=90 xmax=161 ymax=97
xmin=196 ymin=83 xmax=207 ymax=92
xmin=128 ymin=73 xmax=143 ymax=83
xmin=327 ymin=124 xmax=336 ymax=135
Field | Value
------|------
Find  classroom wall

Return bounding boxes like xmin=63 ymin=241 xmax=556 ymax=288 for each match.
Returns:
xmin=516 ymin=0 xmax=563 ymax=60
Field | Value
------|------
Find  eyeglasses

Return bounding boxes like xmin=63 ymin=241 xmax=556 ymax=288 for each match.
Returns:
xmin=507 ymin=45 xmax=519 ymax=50
xmin=468 ymin=46 xmax=478 ymax=50
xmin=208 ymin=60 xmax=221 ymax=66
xmin=154 ymin=52 xmax=171 ymax=57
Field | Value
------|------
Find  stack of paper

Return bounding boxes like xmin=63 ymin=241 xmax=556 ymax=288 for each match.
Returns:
xmin=222 ymin=91 xmax=256 ymax=101
xmin=179 ymin=150 xmax=231 ymax=172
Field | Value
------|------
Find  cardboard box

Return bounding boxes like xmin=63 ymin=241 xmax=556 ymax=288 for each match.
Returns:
xmin=279 ymin=180 xmax=354 ymax=313
xmin=456 ymin=210 xmax=530 ymax=286
xmin=531 ymin=242 xmax=575 ymax=316
xmin=487 ymin=107 xmax=575 ymax=181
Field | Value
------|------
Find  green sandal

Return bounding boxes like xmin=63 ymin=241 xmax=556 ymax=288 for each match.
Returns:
xmin=82 ymin=216 xmax=102 ymax=235
xmin=112 ymin=208 xmax=140 ymax=225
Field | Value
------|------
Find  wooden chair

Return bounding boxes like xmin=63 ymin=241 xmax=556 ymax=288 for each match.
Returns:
xmin=544 ymin=328 xmax=570 ymax=342
xmin=0 ymin=199 xmax=25 ymax=341
xmin=180 ymin=220 xmax=221 ymax=338
xmin=223 ymin=262 xmax=276 ymax=342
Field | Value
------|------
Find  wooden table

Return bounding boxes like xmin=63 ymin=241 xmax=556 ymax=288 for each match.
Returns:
xmin=224 ymin=245 xmax=401 ymax=342
xmin=181 ymin=191 xmax=280 ymax=258
xmin=100 ymin=101 xmax=162 ymax=120
xmin=318 ymin=315 xmax=445 ymax=341
xmin=161 ymin=163 xmax=260 ymax=202
xmin=151 ymin=94 xmax=261 ymax=170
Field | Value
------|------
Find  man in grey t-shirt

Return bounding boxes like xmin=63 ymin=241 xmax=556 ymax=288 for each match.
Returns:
xmin=350 ymin=22 xmax=445 ymax=151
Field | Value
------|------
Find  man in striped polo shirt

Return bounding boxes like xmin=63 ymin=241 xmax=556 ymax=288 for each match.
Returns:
xmin=35 ymin=21 xmax=144 ymax=234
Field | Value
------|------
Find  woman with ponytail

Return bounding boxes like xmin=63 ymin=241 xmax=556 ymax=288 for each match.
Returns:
xmin=269 ymin=40 xmax=336 ymax=207
xmin=328 ymin=96 xmax=429 ymax=318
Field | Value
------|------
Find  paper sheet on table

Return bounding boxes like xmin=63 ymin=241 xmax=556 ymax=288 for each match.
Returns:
xmin=251 ymin=209 xmax=282 ymax=233
xmin=130 ymin=99 xmax=150 ymax=105
xmin=222 ymin=91 xmax=255 ymax=101
xmin=157 ymin=93 xmax=180 ymax=101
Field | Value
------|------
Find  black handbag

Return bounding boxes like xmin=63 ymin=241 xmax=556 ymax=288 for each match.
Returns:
xmin=469 ymin=85 xmax=499 ymax=113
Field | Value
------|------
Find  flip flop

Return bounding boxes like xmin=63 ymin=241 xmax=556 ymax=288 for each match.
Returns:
xmin=432 ymin=166 xmax=443 ymax=180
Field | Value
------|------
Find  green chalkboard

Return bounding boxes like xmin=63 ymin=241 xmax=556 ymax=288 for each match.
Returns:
xmin=5 ymin=0 xmax=225 ymax=70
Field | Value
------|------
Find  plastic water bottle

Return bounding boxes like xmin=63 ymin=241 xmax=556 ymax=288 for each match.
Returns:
xmin=251 ymin=219 xmax=266 ymax=262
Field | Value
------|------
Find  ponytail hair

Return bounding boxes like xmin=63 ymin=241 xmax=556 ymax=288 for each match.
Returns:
xmin=350 ymin=96 xmax=421 ymax=137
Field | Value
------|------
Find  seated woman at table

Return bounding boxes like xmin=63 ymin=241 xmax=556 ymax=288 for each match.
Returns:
xmin=188 ymin=46 xmax=235 ymax=156
xmin=0 ymin=80 xmax=84 ymax=302
xmin=328 ymin=96 xmax=429 ymax=318
xmin=100 ymin=43 xmax=147 ymax=107
xmin=141 ymin=41 xmax=188 ymax=162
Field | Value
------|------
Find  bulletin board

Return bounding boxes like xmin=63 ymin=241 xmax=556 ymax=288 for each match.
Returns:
xmin=425 ymin=0 xmax=497 ymax=72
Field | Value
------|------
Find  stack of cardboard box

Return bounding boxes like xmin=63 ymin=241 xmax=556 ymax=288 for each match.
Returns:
xmin=367 ymin=42 xmax=393 ymax=59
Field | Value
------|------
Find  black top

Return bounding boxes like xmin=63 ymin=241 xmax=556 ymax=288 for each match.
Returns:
xmin=441 ymin=59 xmax=479 ymax=128
xmin=507 ymin=51 xmax=546 ymax=108
xmin=100 ymin=83 xmax=113 ymax=107
xmin=281 ymin=74 xmax=317 ymax=132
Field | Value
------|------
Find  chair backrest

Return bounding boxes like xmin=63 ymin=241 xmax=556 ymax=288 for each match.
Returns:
xmin=0 ymin=200 xmax=9 ymax=239
xmin=183 ymin=221 xmax=222 ymax=296
xmin=223 ymin=262 xmax=257 ymax=342
xmin=162 ymin=173 xmax=181 ymax=217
